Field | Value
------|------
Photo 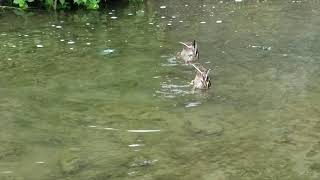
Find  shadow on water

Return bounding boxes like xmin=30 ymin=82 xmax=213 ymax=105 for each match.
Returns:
xmin=1 ymin=0 xmax=320 ymax=179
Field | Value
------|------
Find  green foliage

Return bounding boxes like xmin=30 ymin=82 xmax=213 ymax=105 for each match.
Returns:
xmin=74 ymin=0 xmax=99 ymax=9
xmin=13 ymin=0 xmax=28 ymax=9
xmin=12 ymin=0 xmax=102 ymax=10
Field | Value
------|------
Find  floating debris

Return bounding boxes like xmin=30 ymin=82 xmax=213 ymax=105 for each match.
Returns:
xmin=36 ymin=44 xmax=44 ymax=48
xmin=35 ymin=161 xmax=45 ymax=164
xmin=128 ymin=144 xmax=144 ymax=147
xmin=249 ymin=45 xmax=272 ymax=51
xmin=185 ymin=102 xmax=201 ymax=108
xmin=128 ymin=171 xmax=137 ymax=176
xmin=216 ymin=20 xmax=223 ymax=23
xmin=110 ymin=16 xmax=118 ymax=19
xmin=67 ymin=41 xmax=75 ymax=44
xmin=102 ymin=48 xmax=115 ymax=55
xmin=0 ymin=171 xmax=13 ymax=174
xmin=103 ymin=127 xmax=117 ymax=130
xmin=127 ymin=129 xmax=161 ymax=133
xmin=160 ymin=5 xmax=166 ymax=9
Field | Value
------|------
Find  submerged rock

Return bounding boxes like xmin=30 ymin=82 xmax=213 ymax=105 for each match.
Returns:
xmin=59 ymin=150 xmax=88 ymax=174
xmin=0 ymin=141 xmax=25 ymax=160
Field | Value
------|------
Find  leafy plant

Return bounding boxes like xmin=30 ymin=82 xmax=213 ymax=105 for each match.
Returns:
xmin=11 ymin=0 xmax=140 ymax=10
xmin=74 ymin=0 xmax=99 ymax=9
xmin=13 ymin=0 xmax=29 ymax=9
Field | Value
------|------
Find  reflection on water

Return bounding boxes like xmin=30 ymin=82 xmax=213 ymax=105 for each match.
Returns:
xmin=1 ymin=0 xmax=320 ymax=179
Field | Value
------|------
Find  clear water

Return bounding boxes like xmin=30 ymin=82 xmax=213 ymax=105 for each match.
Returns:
xmin=1 ymin=0 xmax=320 ymax=179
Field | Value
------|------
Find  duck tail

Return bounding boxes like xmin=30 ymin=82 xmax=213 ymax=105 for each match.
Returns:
xmin=179 ymin=42 xmax=192 ymax=48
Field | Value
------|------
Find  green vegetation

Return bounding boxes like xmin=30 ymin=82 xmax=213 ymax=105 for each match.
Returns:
xmin=0 ymin=0 xmax=143 ymax=10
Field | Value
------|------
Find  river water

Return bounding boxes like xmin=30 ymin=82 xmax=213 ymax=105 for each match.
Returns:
xmin=1 ymin=0 xmax=320 ymax=179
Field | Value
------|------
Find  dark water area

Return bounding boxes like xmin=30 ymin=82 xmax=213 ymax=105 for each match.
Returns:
xmin=1 ymin=0 xmax=320 ymax=179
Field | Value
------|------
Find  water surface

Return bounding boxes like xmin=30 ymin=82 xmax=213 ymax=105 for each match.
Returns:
xmin=1 ymin=0 xmax=320 ymax=179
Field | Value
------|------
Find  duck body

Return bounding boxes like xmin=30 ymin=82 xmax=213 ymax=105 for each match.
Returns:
xmin=191 ymin=64 xmax=211 ymax=90
xmin=177 ymin=40 xmax=199 ymax=64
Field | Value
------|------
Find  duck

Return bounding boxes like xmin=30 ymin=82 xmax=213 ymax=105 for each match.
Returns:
xmin=176 ymin=40 xmax=199 ymax=64
xmin=190 ymin=64 xmax=211 ymax=89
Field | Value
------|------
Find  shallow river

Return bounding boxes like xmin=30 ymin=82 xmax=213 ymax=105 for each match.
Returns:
xmin=1 ymin=0 xmax=320 ymax=179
